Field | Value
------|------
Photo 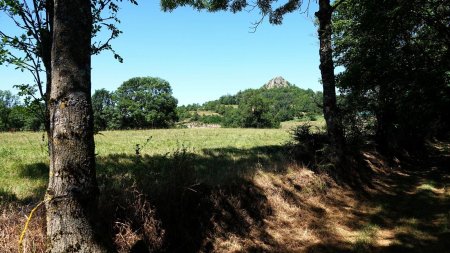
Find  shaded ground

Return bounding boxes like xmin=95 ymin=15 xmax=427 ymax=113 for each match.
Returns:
xmin=303 ymin=141 xmax=450 ymax=253
xmin=1 ymin=141 xmax=449 ymax=252
xmin=348 ymin=142 xmax=450 ymax=253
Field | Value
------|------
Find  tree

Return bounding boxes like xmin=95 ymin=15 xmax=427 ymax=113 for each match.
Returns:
xmin=92 ymin=88 xmax=121 ymax=131
xmin=333 ymin=0 xmax=450 ymax=149
xmin=0 ymin=0 xmax=137 ymax=134
xmin=161 ymin=0 xmax=345 ymax=157
xmin=0 ymin=89 xmax=44 ymax=131
xmin=116 ymin=77 xmax=178 ymax=129
xmin=0 ymin=90 xmax=19 ymax=130
xmin=239 ymin=94 xmax=279 ymax=128
xmin=43 ymin=0 xmax=109 ymax=251
xmin=1 ymin=1 xmax=137 ymax=250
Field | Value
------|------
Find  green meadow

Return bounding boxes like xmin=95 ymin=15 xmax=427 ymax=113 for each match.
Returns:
xmin=0 ymin=128 xmax=292 ymax=201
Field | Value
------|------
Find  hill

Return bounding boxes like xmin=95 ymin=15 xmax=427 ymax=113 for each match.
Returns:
xmin=177 ymin=77 xmax=323 ymax=128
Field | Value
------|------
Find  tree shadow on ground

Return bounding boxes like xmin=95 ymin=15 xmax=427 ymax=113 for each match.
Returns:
xmin=96 ymin=145 xmax=293 ymax=253
xmin=305 ymin=142 xmax=450 ymax=253
xmin=17 ymin=162 xmax=49 ymax=180
xmin=0 ymin=162 xmax=48 ymax=205
xmin=0 ymin=188 xmax=20 ymax=204
xmin=8 ymin=141 xmax=450 ymax=253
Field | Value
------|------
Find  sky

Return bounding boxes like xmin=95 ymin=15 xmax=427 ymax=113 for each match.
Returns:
xmin=0 ymin=1 xmax=321 ymax=105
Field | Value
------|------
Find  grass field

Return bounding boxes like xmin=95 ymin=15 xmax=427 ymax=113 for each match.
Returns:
xmin=1 ymin=127 xmax=449 ymax=253
xmin=0 ymin=128 xmax=292 ymax=202
xmin=0 ymin=128 xmax=299 ymax=252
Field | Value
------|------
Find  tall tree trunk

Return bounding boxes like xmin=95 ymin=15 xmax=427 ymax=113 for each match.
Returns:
xmin=45 ymin=0 xmax=108 ymax=252
xmin=316 ymin=0 xmax=345 ymax=158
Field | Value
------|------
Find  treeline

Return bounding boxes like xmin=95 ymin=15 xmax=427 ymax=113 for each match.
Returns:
xmin=0 ymin=77 xmax=179 ymax=132
xmin=0 ymin=90 xmax=44 ymax=131
xmin=1 ymin=82 xmax=322 ymax=131
xmin=177 ymin=86 xmax=323 ymax=128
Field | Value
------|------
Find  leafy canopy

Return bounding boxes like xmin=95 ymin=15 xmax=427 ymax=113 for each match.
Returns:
xmin=115 ymin=77 xmax=179 ymax=129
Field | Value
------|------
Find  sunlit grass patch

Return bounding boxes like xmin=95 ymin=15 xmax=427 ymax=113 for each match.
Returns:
xmin=417 ymin=180 xmax=446 ymax=195
xmin=353 ymin=223 xmax=379 ymax=252
xmin=417 ymin=180 xmax=437 ymax=191
xmin=398 ymin=217 xmax=419 ymax=227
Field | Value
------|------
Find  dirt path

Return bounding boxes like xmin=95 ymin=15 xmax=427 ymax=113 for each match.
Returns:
xmin=337 ymin=142 xmax=450 ymax=253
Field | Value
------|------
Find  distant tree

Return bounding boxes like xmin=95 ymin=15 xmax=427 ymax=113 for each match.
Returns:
xmin=199 ymin=85 xmax=322 ymax=126
xmin=185 ymin=103 xmax=201 ymax=111
xmin=92 ymin=88 xmax=121 ymax=131
xmin=199 ymin=114 xmax=223 ymax=124
xmin=7 ymin=105 xmax=26 ymax=130
xmin=239 ymin=94 xmax=279 ymax=128
xmin=191 ymin=111 xmax=200 ymax=121
xmin=218 ymin=94 xmax=237 ymax=105
xmin=116 ymin=77 xmax=178 ymax=129
xmin=203 ymin=99 xmax=220 ymax=111
xmin=222 ymin=107 xmax=241 ymax=128
xmin=184 ymin=83 xmax=324 ymax=129
xmin=7 ymin=103 xmax=43 ymax=131
xmin=0 ymin=90 xmax=19 ymax=131
xmin=176 ymin=105 xmax=194 ymax=121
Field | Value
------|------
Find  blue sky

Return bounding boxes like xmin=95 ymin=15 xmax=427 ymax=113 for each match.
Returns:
xmin=0 ymin=1 xmax=321 ymax=105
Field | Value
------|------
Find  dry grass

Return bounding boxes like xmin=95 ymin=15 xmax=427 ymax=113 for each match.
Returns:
xmin=0 ymin=203 xmax=46 ymax=253
xmin=1 ymin=130 xmax=449 ymax=252
xmin=280 ymin=117 xmax=326 ymax=130
xmin=109 ymin=184 xmax=165 ymax=253
xmin=191 ymin=110 xmax=221 ymax=116
xmin=199 ymin=164 xmax=359 ymax=252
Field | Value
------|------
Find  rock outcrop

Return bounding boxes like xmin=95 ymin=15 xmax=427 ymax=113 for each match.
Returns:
xmin=263 ymin=76 xmax=291 ymax=89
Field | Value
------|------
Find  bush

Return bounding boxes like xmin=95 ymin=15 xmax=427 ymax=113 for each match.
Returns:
xmin=199 ymin=115 xmax=222 ymax=124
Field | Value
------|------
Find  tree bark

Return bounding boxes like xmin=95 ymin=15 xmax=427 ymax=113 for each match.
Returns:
xmin=45 ymin=0 xmax=108 ymax=252
xmin=316 ymin=0 xmax=345 ymax=158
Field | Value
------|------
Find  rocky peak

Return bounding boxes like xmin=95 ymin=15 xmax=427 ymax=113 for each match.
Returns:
xmin=263 ymin=76 xmax=290 ymax=89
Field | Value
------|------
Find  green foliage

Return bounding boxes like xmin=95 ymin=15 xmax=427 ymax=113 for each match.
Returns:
xmin=239 ymin=93 xmax=279 ymax=128
xmin=198 ymin=114 xmax=222 ymax=124
xmin=92 ymin=88 xmax=121 ymax=131
xmin=0 ymin=90 xmax=16 ymax=130
xmin=1 ymin=0 xmax=138 ymax=129
xmin=0 ymin=90 xmax=43 ymax=131
xmin=176 ymin=107 xmax=193 ymax=121
xmin=161 ymin=0 xmax=306 ymax=26
xmin=92 ymin=78 xmax=180 ymax=131
xmin=115 ymin=77 xmax=179 ymax=129
xmin=181 ymin=85 xmax=323 ymax=128
xmin=334 ymin=0 xmax=450 ymax=148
